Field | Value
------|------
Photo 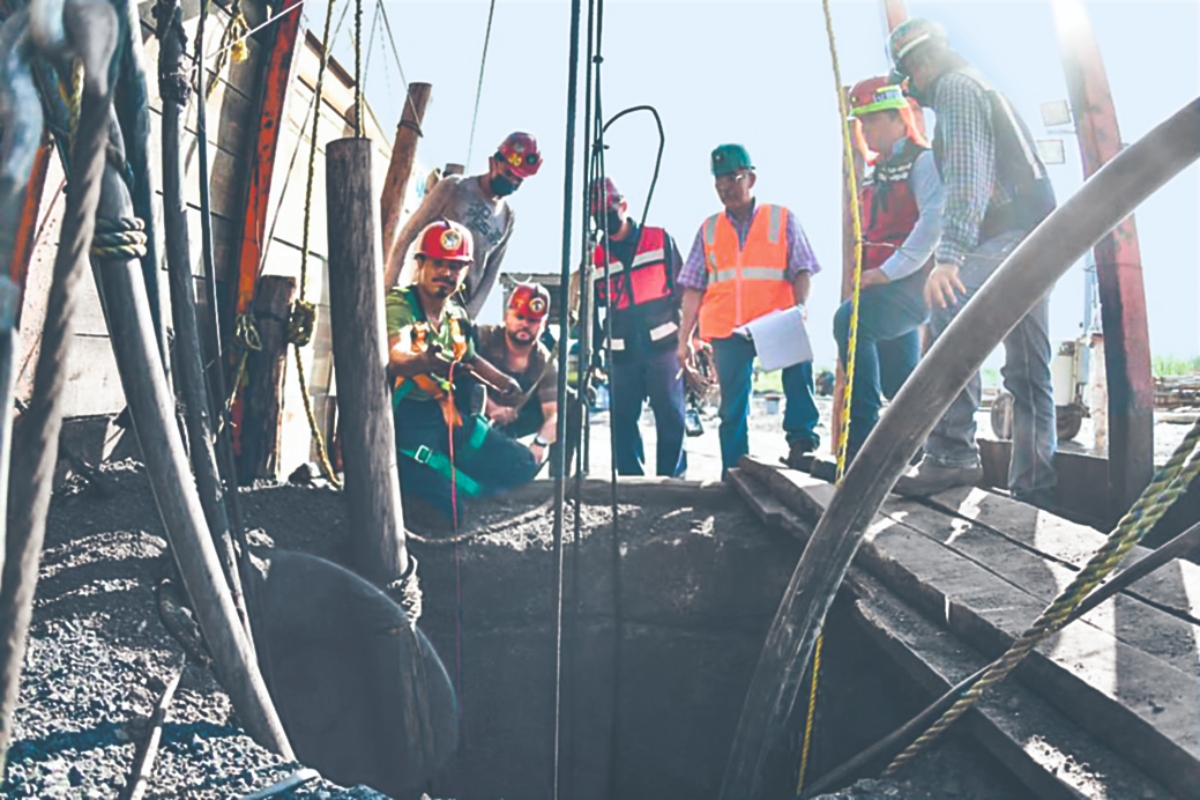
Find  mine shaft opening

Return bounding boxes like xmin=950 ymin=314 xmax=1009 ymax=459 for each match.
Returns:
xmin=254 ymin=478 xmax=1025 ymax=799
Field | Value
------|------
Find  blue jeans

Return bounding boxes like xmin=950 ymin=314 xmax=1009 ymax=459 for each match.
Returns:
xmin=925 ymin=230 xmax=1057 ymax=495
xmin=833 ymin=271 xmax=929 ymax=461
xmin=611 ymin=347 xmax=688 ymax=477
xmin=711 ymin=335 xmax=819 ymax=473
xmin=394 ymin=398 xmax=539 ymax=519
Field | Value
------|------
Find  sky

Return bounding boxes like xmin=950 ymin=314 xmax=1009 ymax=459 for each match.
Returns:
xmin=320 ymin=0 xmax=1200 ymax=370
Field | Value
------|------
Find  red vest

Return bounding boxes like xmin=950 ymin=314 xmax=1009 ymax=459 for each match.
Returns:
xmin=592 ymin=225 xmax=679 ymax=352
xmin=861 ymin=139 xmax=926 ymax=272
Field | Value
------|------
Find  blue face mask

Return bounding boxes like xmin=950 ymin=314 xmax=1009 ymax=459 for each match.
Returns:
xmin=491 ymin=173 xmax=518 ymax=197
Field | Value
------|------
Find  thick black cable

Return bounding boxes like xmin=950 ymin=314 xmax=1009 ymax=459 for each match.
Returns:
xmin=565 ymin=0 xmax=600 ymax=793
xmin=551 ymin=1 xmax=583 ymax=798
xmin=465 ymin=0 xmax=498 ymax=169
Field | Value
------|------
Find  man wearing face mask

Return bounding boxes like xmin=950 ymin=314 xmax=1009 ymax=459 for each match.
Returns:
xmin=384 ymin=132 xmax=542 ymax=318
xmin=677 ymin=144 xmax=822 ymax=475
xmin=588 ymin=177 xmax=687 ymax=478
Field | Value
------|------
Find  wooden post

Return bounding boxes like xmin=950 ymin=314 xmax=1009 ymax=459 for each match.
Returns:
xmin=443 ymin=163 xmax=465 ymax=177
xmin=1052 ymin=0 xmax=1154 ymax=518
xmin=380 ymin=82 xmax=432 ymax=263
xmin=239 ymin=276 xmax=295 ymax=484
xmin=325 ymin=138 xmax=408 ymax=587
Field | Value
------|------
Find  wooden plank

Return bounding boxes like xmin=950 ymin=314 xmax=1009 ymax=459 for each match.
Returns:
xmin=852 ymin=586 xmax=1168 ymax=800
xmin=60 ymin=336 xmax=127 ymax=418
xmin=926 ymin=484 xmax=1200 ymax=628
xmin=744 ymin=460 xmax=1200 ymax=797
xmin=977 ymin=438 xmax=1114 ymax=528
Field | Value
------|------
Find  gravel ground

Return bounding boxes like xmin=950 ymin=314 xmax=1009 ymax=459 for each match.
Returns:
xmin=1 ymin=459 xmax=389 ymax=800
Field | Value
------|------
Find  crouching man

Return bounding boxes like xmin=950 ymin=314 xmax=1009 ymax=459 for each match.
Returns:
xmin=387 ymin=219 xmax=540 ymax=523
xmin=474 ymin=282 xmax=580 ymax=472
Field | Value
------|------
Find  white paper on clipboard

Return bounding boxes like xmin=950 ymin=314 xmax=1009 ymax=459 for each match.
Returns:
xmin=733 ymin=305 xmax=812 ymax=371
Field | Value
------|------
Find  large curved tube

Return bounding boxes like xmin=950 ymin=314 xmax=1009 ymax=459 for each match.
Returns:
xmin=720 ymin=96 xmax=1200 ymax=800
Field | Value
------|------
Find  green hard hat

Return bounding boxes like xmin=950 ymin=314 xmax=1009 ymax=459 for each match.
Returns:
xmin=711 ymin=144 xmax=754 ymax=176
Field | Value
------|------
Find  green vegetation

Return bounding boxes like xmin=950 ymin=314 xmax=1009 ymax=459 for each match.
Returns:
xmin=1152 ymin=355 xmax=1200 ymax=378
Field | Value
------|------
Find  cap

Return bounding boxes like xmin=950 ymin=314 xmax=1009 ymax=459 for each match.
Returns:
xmin=711 ymin=143 xmax=754 ymax=176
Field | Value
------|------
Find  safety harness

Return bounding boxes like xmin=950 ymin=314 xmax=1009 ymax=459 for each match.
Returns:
xmin=391 ymin=288 xmax=492 ymax=496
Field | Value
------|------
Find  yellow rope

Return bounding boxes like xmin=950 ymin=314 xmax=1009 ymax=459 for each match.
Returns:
xmin=291 ymin=0 xmax=344 ymax=488
xmin=225 ymin=313 xmax=263 ymax=415
xmin=885 ymin=416 xmax=1200 ymax=776
xmin=796 ymin=3 xmax=867 ymax=795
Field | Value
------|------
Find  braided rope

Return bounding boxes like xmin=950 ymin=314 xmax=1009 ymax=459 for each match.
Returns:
xmin=885 ymin=417 xmax=1200 ymax=776
xmin=385 ymin=554 xmax=423 ymax=625
xmin=289 ymin=0 xmax=343 ymax=488
xmin=225 ymin=313 xmax=262 ymax=414
xmin=91 ymin=217 xmax=148 ymax=259
xmin=795 ymin=4 xmax=867 ymax=795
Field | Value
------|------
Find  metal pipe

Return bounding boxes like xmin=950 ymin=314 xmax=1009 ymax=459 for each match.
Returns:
xmin=720 ymin=96 xmax=1200 ymax=800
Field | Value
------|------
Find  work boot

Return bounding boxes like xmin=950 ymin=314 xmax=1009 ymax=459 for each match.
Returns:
xmin=782 ymin=440 xmax=817 ymax=471
xmin=892 ymin=460 xmax=984 ymax=498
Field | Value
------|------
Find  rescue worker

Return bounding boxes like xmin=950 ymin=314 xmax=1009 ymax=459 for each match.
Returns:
xmin=835 ymin=77 xmax=942 ymax=463
xmin=387 ymin=219 xmax=539 ymax=522
xmin=384 ymin=132 xmax=542 ymax=317
xmin=474 ymin=282 xmax=574 ymax=470
xmin=589 ymin=177 xmax=687 ymax=477
xmin=677 ymin=144 xmax=822 ymax=475
xmin=887 ymin=19 xmax=1058 ymax=506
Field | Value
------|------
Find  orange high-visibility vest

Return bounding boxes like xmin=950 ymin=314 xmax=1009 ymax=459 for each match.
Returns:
xmin=698 ymin=203 xmax=795 ymax=340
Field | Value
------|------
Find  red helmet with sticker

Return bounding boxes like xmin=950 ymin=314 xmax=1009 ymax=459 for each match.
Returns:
xmin=416 ymin=219 xmax=473 ymax=262
xmin=589 ymin=176 xmax=622 ymax=214
xmin=508 ymin=282 xmax=551 ymax=320
xmin=496 ymin=132 xmax=543 ymax=179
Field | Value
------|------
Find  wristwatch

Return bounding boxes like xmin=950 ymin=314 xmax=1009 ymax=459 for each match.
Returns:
xmin=533 ymin=435 xmax=550 ymax=447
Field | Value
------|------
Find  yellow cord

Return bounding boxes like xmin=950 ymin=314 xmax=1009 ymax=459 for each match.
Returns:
xmin=797 ymin=3 xmax=866 ymax=796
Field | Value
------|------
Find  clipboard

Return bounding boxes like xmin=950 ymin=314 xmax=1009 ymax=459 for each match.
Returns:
xmin=733 ymin=305 xmax=812 ymax=371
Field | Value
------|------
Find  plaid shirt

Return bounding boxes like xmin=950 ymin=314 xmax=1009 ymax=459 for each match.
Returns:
xmin=930 ymin=70 xmax=1015 ymax=267
xmin=678 ymin=201 xmax=820 ymax=290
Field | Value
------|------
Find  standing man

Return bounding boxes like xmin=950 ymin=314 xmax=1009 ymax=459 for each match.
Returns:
xmin=474 ymin=282 xmax=568 ymax=469
xmin=677 ymin=144 xmax=822 ymax=475
xmin=387 ymin=220 xmax=538 ymax=522
xmin=384 ymin=132 xmax=542 ymax=317
xmin=887 ymin=19 xmax=1058 ymax=505
xmin=834 ymin=77 xmax=942 ymax=463
xmin=589 ymin=177 xmax=687 ymax=477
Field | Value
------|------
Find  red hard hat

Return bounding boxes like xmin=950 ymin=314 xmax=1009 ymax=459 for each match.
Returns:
xmin=496 ymin=132 xmax=542 ymax=179
xmin=508 ymin=282 xmax=550 ymax=320
xmin=589 ymin=177 xmax=622 ymax=214
xmin=848 ymin=76 xmax=909 ymax=116
xmin=416 ymin=219 xmax=473 ymax=262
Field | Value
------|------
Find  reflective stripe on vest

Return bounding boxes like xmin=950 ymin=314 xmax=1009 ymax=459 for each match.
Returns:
xmin=697 ymin=204 xmax=795 ymax=340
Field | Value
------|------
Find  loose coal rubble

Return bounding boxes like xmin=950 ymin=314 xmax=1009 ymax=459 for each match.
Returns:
xmin=3 ymin=460 xmax=387 ymax=799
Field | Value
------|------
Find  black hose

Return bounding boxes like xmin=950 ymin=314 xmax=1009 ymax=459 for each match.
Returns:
xmin=551 ymin=1 xmax=584 ymax=798
xmin=0 ymin=2 xmax=119 ymax=770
